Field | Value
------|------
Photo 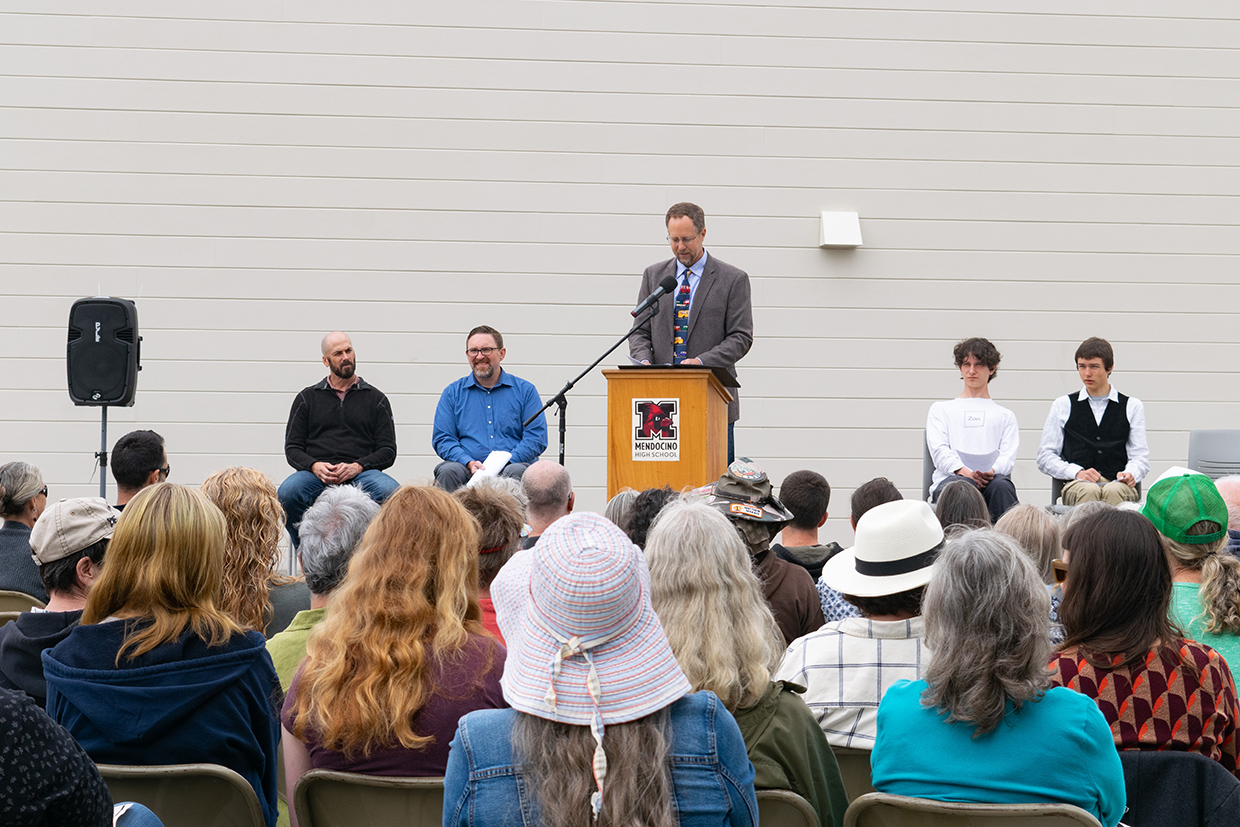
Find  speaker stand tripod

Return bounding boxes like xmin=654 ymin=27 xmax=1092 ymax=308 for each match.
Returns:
xmin=95 ymin=406 xmax=109 ymax=499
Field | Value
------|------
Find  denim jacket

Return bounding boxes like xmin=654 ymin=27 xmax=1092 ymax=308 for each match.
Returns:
xmin=443 ymin=692 xmax=758 ymax=827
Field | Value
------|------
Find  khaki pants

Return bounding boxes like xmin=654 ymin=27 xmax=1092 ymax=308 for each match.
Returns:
xmin=1061 ymin=477 xmax=1139 ymax=506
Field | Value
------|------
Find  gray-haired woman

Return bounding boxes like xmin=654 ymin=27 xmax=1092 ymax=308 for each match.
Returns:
xmin=0 ymin=461 xmax=49 ymax=603
xmin=871 ymin=529 xmax=1125 ymax=827
xmin=646 ymin=500 xmax=847 ymax=827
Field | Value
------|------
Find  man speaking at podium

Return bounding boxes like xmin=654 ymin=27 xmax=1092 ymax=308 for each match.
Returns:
xmin=629 ymin=202 xmax=753 ymax=463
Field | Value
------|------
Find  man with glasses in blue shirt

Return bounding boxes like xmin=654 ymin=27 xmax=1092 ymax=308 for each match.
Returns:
xmin=432 ymin=325 xmax=548 ymax=492
xmin=630 ymin=202 xmax=753 ymax=463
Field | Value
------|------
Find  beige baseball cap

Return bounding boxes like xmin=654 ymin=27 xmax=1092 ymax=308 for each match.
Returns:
xmin=30 ymin=497 xmax=121 ymax=565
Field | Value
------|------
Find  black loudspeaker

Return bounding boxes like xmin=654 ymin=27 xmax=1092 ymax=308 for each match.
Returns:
xmin=67 ymin=297 xmax=142 ymax=406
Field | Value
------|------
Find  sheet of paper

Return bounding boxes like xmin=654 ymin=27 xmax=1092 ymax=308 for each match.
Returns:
xmin=956 ymin=449 xmax=999 ymax=472
xmin=466 ymin=451 xmax=513 ymax=487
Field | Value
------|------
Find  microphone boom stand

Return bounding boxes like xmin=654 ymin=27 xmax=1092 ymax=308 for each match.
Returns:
xmin=524 ymin=301 xmax=662 ymax=466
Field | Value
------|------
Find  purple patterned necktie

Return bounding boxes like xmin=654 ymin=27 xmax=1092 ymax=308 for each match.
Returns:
xmin=672 ymin=275 xmax=690 ymax=364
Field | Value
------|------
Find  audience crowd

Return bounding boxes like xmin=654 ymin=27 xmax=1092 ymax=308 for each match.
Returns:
xmin=4 ymin=381 xmax=1240 ymax=825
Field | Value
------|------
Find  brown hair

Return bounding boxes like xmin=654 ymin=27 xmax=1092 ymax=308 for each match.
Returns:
xmin=1074 ymin=337 xmax=1114 ymax=371
xmin=665 ymin=202 xmax=706 ymax=234
xmin=467 ymin=325 xmax=503 ymax=349
xmin=1059 ymin=509 xmax=1182 ymax=669
xmin=851 ymin=478 xmax=902 ymax=525
xmin=845 ymin=586 xmax=927 ymax=619
xmin=779 ymin=470 xmax=831 ymax=531
xmin=953 ymin=337 xmax=1001 ymax=379
xmin=935 ymin=480 xmax=990 ymax=531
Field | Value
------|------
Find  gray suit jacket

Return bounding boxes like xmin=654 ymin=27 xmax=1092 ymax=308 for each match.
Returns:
xmin=629 ymin=253 xmax=754 ymax=422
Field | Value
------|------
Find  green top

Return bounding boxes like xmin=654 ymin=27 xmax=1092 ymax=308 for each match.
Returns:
xmin=1169 ymin=582 xmax=1240 ymax=687
xmin=263 ymin=607 xmax=326 ymax=692
xmin=732 ymin=680 xmax=849 ymax=827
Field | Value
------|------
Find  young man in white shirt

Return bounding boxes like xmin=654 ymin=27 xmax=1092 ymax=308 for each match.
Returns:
xmin=926 ymin=337 xmax=1020 ymax=522
xmin=1037 ymin=337 xmax=1148 ymax=505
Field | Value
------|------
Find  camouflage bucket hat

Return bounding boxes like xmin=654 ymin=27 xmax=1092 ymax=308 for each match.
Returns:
xmin=698 ymin=458 xmax=794 ymax=525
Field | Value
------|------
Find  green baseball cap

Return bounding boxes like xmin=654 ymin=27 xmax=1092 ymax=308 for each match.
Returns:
xmin=1141 ymin=473 xmax=1228 ymax=544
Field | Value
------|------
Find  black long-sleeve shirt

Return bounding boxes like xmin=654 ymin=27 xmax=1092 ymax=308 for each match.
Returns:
xmin=283 ymin=377 xmax=397 ymax=472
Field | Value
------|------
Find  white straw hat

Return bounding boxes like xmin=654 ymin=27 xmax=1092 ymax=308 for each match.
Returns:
xmin=821 ymin=499 xmax=944 ymax=597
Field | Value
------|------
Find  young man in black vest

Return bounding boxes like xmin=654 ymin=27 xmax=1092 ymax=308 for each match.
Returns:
xmin=1037 ymin=337 xmax=1149 ymax=505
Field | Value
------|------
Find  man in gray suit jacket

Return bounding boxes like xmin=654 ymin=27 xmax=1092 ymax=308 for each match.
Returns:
xmin=630 ymin=202 xmax=754 ymax=462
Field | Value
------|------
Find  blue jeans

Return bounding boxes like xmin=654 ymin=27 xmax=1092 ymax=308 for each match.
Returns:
xmin=728 ymin=422 xmax=735 ymax=465
xmin=116 ymin=803 xmax=166 ymax=826
xmin=278 ymin=469 xmax=400 ymax=546
xmin=444 ymin=694 xmax=757 ymax=827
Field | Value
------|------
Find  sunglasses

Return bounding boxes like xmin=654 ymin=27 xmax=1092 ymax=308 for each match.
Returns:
xmin=1052 ymin=558 xmax=1068 ymax=584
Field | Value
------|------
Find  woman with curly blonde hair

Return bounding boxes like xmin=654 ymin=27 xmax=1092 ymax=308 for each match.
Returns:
xmin=645 ymin=500 xmax=847 ymax=827
xmin=201 ymin=467 xmax=309 ymax=637
xmin=1144 ymin=473 xmax=1240 ymax=686
xmin=281 ymin=485 xmax=505 ymax=817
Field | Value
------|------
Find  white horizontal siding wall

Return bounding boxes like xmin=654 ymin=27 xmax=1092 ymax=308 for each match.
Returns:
xmin=2 ymin=1 xmax=1238 ymax=546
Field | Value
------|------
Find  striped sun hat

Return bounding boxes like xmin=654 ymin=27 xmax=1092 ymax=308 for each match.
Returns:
xmin=491 ymin=512 xmax=691 ymax=815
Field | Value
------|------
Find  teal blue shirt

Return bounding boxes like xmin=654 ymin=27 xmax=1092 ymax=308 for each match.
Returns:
xmin=872 ymin=679 xmax=1125 ymax=827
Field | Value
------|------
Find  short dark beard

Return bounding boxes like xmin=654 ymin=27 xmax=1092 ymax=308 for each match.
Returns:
xmin=331 ymin=362 xmax=355 ymax=380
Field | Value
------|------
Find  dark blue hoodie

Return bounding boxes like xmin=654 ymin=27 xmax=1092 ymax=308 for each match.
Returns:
xmin=43 ymin=621 xmax=281 ymax=827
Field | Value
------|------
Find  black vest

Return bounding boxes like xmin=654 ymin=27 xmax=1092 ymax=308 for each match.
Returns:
xmin=1060 ymin=391 xmax=1130 ymax=480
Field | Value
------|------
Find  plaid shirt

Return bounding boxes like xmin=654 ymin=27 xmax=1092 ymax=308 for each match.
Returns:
xmin=775 ymin=616 xmax=928 ymax=749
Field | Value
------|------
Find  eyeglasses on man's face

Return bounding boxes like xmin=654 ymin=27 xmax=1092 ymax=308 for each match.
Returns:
xmin=466 ymin=347 xmax=499 ymax=358
xmin=667 ymin=231 xmax=701 ymax=246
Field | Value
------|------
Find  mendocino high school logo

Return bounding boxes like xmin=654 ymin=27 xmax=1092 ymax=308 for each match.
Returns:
xmin=633 ymin=398 xmax=679 ymax=461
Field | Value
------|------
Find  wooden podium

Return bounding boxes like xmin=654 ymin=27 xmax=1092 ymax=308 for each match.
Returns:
xmin=603 ymin=367 xmax=733 ymax=499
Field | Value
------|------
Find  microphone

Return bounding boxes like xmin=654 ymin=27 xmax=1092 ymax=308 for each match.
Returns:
xmin=631 ymin=274 xmax=679 ymax=318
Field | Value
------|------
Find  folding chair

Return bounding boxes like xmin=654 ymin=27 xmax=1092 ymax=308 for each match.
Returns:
xmin=844 ymin=792 xmax=1102 ymax=826
xmin=1187 ymin=430 xmax=1240 ymax=479
xmin=757 ymin=788 xmax=820 ymax=827
xmin=833 ymin=747 xmax=876 ymax=802
xmin=98 ymin=763 xmax=266 ymax=827
xmin=0 ymin=589 xmax=45 ymax=611
xmin=293 ymin=769 xmax=444 ymax=827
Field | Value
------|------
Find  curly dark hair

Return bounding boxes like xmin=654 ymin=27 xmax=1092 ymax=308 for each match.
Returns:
xmin=952 ymin=337 xmax=1001 ymax=380
xmin=623 ymin=486 xmax=679 ymax=550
